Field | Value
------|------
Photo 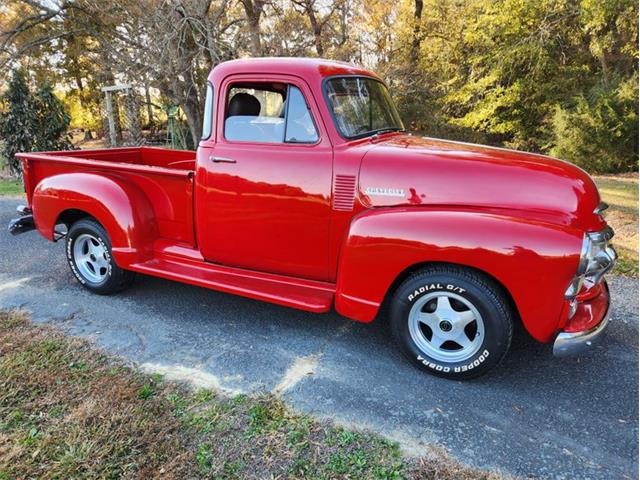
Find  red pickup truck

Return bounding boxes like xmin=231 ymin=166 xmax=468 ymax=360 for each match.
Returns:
xmin=9 ymin=58 xmax=617 ymax=379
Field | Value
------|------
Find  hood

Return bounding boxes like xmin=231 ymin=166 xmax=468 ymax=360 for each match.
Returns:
xmin=358 ymin=135 xmax=605 ymax=231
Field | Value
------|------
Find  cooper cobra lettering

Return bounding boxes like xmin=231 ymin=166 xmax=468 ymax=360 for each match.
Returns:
xmin=417 ymin=349 xmax=490 ymax=373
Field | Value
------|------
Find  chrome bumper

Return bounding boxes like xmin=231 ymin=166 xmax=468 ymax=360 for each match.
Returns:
xmin=553 ymin=296 xmax=611 ymax=357
xmin=7 ymin=205 xmax=35 ymax=236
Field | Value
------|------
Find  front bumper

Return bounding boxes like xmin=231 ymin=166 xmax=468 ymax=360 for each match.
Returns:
xmin=553 ymin=281 xmax=611 ymax=357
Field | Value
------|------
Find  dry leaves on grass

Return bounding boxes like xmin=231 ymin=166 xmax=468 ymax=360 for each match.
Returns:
xmin=0 ymin=310 xmax=510 ymax=479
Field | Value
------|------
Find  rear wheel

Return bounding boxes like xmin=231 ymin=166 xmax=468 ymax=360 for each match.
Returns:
xmin=66 ymin=219 xmax=135 ymax=294
xmin=390 ymin=265 xmax=513 ymax=379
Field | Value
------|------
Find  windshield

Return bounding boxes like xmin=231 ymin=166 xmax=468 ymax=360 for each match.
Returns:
xmin=324 ymin=77 xmax=404 ymax=139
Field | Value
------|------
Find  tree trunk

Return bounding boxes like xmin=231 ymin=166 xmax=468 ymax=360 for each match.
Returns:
xmin=181 ymin=93 xmax=203 ymax=150
xmin=240 ymin=0 xmax=265 ymax=56
xmin=410 ymin=0 xmax=424 ymax=64
xmin=307 ymin=7 xmax=324 ymax=56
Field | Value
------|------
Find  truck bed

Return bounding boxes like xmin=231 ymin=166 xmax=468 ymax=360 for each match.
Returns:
xmin=25 ymin=146 xmax=196 ymax=171
xmin=18 ymin=146 xmax=197 ymax=246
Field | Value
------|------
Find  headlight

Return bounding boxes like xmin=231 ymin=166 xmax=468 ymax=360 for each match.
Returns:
xmin=565 ymin=226 xmax=617 ymax=301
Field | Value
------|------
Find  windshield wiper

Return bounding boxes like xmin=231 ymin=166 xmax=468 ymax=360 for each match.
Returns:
xmin=369 ymin=127 xmax=405 ymax=139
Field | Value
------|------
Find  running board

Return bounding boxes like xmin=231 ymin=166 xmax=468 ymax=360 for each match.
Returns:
xmin=128 ymin=257 xmax=335 ymax=313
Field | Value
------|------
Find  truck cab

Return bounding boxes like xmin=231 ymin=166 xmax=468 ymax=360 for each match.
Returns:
xmin=10 ymin=58 xmax=617 ymax=379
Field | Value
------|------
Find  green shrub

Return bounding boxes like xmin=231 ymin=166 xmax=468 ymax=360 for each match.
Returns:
xmin=0 ymin=70 xmax=72 ymax=175
xmin=0 ymin=71 xmax=37 ymax=175
xmin=551 ymin=75 xmax=638 ymax=173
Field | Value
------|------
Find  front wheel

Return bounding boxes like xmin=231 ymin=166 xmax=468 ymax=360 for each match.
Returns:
xmin=390 ymin=265 xmax=513 ymax=379
xmin=66 ymin=218 xmax=135 ymax=295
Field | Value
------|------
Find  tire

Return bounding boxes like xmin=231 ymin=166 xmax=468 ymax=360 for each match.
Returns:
xmin=66 ymin=218 xmax=135 ymax=295
xmin=389 ymin=265 xmax=513 ymax=380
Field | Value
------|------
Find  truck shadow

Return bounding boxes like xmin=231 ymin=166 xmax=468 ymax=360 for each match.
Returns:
xmin=116 ymin=273 xmax=637 ymax=480
xmin=123 ymin=272 xmax=631 ymax=392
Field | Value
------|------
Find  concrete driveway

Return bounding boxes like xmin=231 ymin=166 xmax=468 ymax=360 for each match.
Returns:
xmin=1 ymin=197 xmax=638 ymax=479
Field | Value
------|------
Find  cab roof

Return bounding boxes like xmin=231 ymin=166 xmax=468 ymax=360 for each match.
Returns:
xmin=209 ymin=57 xmax=380 ymax=84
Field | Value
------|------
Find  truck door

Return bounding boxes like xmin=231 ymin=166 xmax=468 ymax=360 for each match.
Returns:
xmin=195 ymin=76 xmax=333 ymax=281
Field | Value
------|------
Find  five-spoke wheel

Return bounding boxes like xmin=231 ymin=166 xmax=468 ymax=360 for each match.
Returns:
xmin=73 ymin=233 xmax=110 ymax=283
xmin=408 ymin=292 xmax=485 ymax=363
xmin=66 ymin=218 xmax=135 ymax=294
xmin=390 ymin=265 xmax=514 ymax=379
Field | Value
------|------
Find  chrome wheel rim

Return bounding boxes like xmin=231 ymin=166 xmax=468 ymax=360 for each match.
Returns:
xmin=408 ymin=292 xmax=485 ymax=363
xmin=73 ymin=234 xmax=109 ymax=284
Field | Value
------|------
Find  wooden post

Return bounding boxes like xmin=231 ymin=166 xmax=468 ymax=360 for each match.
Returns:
xmin=102 ymin=84 xmax=132 ymax=148
xmin=145 ymin=82 xmax=154 ymax=126
xmin=104 ymin=91 xmax=117 ymax=147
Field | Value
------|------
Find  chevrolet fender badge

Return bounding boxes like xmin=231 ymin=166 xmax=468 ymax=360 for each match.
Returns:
xmin=364 ymin=186 xmax=406 ymax=197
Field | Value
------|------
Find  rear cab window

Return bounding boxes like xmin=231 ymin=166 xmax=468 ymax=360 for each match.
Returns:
xmin=224 ymin=82 xmax=318 ymax=144
xmin=201 ymin=82 xmax=214 ymax=140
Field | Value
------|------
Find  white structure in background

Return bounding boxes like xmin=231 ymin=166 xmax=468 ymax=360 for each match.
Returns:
xmin=101 ymin=84 xmax=143 ymax=147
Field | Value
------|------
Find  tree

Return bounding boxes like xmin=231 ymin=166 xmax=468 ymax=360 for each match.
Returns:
xmin=34 ymin=83 xmax=72 ymax=152
xmin=0 ymin=0 xmax=636 ymax=173
xmin=240 ymin=0 xmax=267 ymax=55
xmin=0 ymin=70 xmax=72 ymax=174
xmin=0 ymin=70 xmax=37 ymax=174
xmin=551 ymin=74 xmax=639 ymax=173
xmin=390 ymin=0 xmax=638 ymax=169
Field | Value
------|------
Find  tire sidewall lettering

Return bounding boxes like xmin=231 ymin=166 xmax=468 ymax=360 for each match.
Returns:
xmin=416 ymin=349 xmax=490 ymax=374
xmin=407 ymin=283 xmax=466 ymax=302
xmin=406 ymin=281 xmax=491 ymax=375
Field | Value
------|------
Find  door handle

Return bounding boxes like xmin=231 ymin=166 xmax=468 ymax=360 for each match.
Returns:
xmin=210 ymin=155 xmax=236 ymax=164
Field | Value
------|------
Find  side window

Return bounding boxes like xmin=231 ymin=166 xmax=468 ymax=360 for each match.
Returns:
xmin=285 ymin=86 xmax=319 ymax=143
xmin=201 ymin=83 xmax=214 ymax=140
xmin=224 ymin=84 xmax=285 ymax=143
xmin=223 ymin=83 xmax=319 ymax=144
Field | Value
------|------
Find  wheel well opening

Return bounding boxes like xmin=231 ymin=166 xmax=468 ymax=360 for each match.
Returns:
xmin=56 ymin=209 xmax=94 ymax=229
xmin=55 ymin=210 xmax=98 ymax=240
xmin=380 ymin=261 xmax=523 ymax=328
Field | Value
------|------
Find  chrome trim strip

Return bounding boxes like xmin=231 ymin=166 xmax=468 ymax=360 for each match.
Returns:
xmin=593 ymin=202 xmax=609 ymax=216
xmin=553 ymin=285 xmax=611 ymax=357
xmin=564 ymin=226 xmax=617 ymax=299
xmin=587 ymin=245 xmax=617 ymax=284
xmin=16 ymin=204 xmax=32 ymax=216
xmin=589 ymin=225 xmax=615 ymax=244
xmin=564 ymin=276 xmax=584 ymax=300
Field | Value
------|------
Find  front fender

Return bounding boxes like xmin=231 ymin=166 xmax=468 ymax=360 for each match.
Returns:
xmin=335 ymin=207 xmax=583 ymax=342
xmin=32 ymin=172 xmax=158 ymax=267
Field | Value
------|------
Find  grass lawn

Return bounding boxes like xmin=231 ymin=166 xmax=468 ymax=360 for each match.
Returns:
xmin=0 ymin=310 xmax=502 ymax=480
xmin=0 ymin=177 xmax=23 ymax=197
xmin=594 ymin=174 xmax=638 ymax=276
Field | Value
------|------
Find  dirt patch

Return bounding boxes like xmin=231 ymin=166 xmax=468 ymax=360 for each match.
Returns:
xmin=273 ymin=353 xmax=322 ymax=395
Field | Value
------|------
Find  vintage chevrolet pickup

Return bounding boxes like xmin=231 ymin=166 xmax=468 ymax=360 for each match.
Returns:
xmin=9 ymin=58 xmax=617 ymax=378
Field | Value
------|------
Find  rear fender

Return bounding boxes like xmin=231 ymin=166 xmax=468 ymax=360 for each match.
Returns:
xmin=32 ymin=172 xmax=158 ymax=267
xmin=334 ymin=207 xmax=583 ymax=342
